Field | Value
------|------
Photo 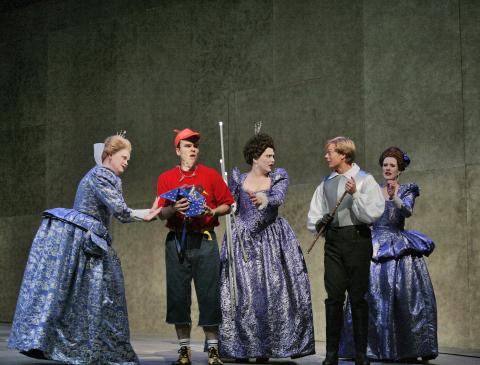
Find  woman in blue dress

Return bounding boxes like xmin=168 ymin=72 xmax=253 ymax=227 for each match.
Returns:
xmin=339 ymin=146 xmax=438 ymax=362
xmin=219 ymin=133 xmax=315 ymax=361
xmin=8 ymin=135 xmax=161 ymax=365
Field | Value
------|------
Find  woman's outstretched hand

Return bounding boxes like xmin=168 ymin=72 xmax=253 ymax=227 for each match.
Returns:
xmin=144 ymin=197 xmax=162 ymax=221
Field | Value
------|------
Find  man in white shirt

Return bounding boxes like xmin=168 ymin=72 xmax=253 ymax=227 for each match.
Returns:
xmin=307 ymin=137 xmax=384 ymax=365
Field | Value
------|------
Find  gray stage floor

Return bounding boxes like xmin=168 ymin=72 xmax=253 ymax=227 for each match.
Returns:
xmin=1 ymin=324 xmax=479 ymax=365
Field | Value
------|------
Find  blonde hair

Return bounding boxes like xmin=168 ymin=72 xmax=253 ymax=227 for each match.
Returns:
xmin=101 ymin=135 xmax=132 ymax=162
xmin=325 ymin=136 xmax=356 ymax=164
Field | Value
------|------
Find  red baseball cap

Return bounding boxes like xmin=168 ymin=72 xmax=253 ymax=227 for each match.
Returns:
xmin=174 ymin=128 xmax=200 ymax=147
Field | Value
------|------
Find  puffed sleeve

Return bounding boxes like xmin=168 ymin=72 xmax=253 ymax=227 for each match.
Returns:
xmin=266 ymin=168 xmax=289 ymax=208
xmin=351 ymin=174 xmax=385 ymax=224
xmin=393 ymin=182 xmax=420 ymax=217
xmin=307 ymin=180 xmax=328 ymax=233
xmin=91 ymin=168 xmax=137 ymax=223
xmin=228 ymin=167 xmax=242 ymax=201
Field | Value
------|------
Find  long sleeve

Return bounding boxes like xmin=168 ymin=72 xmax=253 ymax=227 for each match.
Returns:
xmin=393 ymin=183 xmax=419 ymax=218
xmin=228 ymin=167 xmax=242 ymax=202
xmin=92 ymin=168 xmax=135 ymax=223
xmin=307 ymin=181 xmax=328 ymax=233
xmin=267 ymin=168 xmax=289 ymax=208
xmin=351 ymin=175 xmax=385 ymax=224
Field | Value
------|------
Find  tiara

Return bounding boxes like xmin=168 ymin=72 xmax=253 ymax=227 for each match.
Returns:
xmin=254 ymin=121 xmax=262 ymax=135
xmin=117 ymin=130 xmax=127 ymax=138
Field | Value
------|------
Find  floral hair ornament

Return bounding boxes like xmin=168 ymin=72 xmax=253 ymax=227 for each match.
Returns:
xmin=403 ymin=152 xmax=411 ymax=167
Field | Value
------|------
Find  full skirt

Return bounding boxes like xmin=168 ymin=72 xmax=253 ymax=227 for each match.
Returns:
xmin=8 ymin=209 xmax=139 ymax=365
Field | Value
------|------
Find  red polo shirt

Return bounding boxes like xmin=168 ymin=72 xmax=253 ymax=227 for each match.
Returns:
xmin=156 ymin=164 xmax=234 ymax=231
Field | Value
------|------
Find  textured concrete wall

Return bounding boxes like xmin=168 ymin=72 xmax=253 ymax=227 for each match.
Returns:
xmin=0 ymin=0 xmax=479 ymax=350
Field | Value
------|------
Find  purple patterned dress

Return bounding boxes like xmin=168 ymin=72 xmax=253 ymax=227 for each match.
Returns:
xmin=219 ymin=168 xmax=315 ymax=359
xmin=8 ymin=166 xmax=140 ymax=364
xmin=339 ymin=183 xmax=438 ymax=360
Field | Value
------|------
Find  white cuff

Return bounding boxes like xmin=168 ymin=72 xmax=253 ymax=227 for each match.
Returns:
xmin=131 ymin=209 xmax=150 ymax=221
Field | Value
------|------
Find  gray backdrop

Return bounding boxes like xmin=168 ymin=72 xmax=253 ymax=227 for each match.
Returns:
xmin=0 ymin=0 xmax=479 ymax=350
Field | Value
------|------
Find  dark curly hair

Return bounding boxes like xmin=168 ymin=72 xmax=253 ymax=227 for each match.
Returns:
xmin=379 ymin=146 xmax=410 ymax=171
xmin=243 ymin=133 xmax=275 ymax=165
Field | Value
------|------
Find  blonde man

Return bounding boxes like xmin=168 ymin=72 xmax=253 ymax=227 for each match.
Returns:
xmin=307 ymin=137 xmax=384 ymax=365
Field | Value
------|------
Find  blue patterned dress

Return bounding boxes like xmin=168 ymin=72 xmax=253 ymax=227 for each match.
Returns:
xmin=339 ymin=183 xmax=438 ymax=360
xmin=219 ymin=168 xmax=315 ymax=359
xmin=8 ymin=166 xmax=141 ymax=365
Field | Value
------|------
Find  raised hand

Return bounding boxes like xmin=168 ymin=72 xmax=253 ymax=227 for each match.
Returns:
xmin=247 ymin=191 xmax=267 ymax=207
xmin=386 ymin=180 xmax=396 ymax=200
xmin=345 ymin=176 xmax=357 ymax=194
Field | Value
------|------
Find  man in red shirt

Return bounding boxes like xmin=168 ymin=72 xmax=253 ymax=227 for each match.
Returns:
xmin=157 ymin=128 xmax=234 ymax=365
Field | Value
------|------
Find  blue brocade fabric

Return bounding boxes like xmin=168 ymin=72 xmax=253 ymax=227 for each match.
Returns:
xmin=8 ymin=166 xmax=139 ymax=365
xmin=219 ymin=168 xmax=315 ymax=359
xmin=339 ymin=183 xmax=438 ymax=361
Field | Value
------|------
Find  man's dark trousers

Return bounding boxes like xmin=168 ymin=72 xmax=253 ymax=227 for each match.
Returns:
xmin=324 ymin=224 xmax=373 ymax=354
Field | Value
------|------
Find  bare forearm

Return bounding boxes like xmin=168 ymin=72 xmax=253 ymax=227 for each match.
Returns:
xmin=159 ymin=205 xmax=176 ymax=220
xmin=210 ymin=204 xmax=231 ymax=217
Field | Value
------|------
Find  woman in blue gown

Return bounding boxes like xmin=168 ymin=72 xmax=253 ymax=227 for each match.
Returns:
xmin=219 ymin=133 xmax=315 ymax=361
xmin=8 ymin=135 xmax=161 ymax=365
xmin=339 ymin=146 xmax=438 ymax=361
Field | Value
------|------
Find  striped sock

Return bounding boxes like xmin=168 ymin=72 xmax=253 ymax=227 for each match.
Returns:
xmin=179 ymin=338 xmax=190 ymax=348
xmin=207 ymin=339 xmax=218 ymax=350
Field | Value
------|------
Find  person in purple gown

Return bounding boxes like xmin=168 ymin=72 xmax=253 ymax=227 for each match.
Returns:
xmin=339 ymin=146 xmax=438 ymax=362
xmin=219 ymin=133 xmax=315 ymax=361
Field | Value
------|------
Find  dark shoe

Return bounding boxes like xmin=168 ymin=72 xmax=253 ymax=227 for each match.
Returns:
xmin=322 ymin=351 xmax=338 ymax=365
xmin=255 ymin=358 xmax=269 ymax=363
xmin=355 ymin=352 xmax=370 ymax=365
xmin=234 ymin=359 xmax=249 ymax=363
xmin=421 ymin=354 xmax=438 ymax=363
xmin=208 ymin=347 xmax=224 ymax=365
xmin=172 ymin=346 xmax=192 ymax=365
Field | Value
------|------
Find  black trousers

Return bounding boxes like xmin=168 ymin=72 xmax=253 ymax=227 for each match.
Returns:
xmin=324 ymin=225 xmax=373 ymax=354
xmin=165 ymin=231 xmax=221 ymax=326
